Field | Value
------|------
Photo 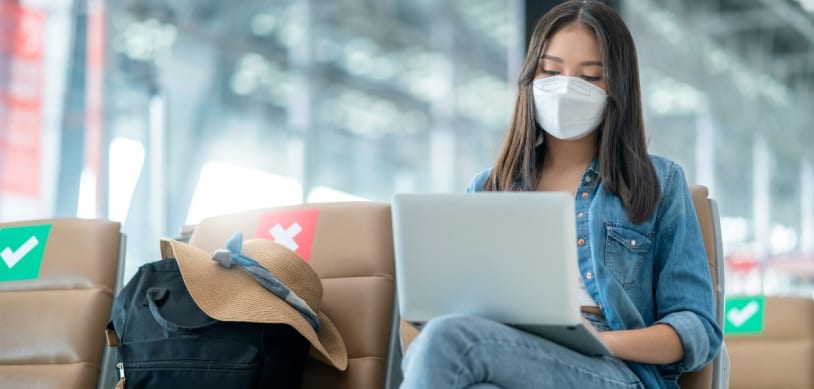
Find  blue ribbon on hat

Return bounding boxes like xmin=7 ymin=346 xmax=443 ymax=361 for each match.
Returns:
xmin=211 ymin=232 xmax=320 ymax=332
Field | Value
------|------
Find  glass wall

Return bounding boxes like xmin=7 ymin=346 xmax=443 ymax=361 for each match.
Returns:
xmin=620 ymin=0 xmax=814 ymax=296
xmin=103 ymin=0 xmax=520 ymax=277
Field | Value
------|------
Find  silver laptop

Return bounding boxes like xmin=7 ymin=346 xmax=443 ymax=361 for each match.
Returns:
xmin=391 ymin=192 xmax=612 ymax=357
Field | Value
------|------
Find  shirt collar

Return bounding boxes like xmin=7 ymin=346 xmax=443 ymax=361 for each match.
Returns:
xmin=586 ymin=152 xmax=600 ymax=176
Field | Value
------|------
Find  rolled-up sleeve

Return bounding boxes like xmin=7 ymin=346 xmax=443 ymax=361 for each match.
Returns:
xmin=652 ymin=163 xmax=723 ymax=374
xmin=657 ymin=310 xmax=714 ymax=372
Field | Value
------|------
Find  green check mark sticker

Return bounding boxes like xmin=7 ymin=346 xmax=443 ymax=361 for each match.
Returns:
xmin=724 ymin=296 xmax=765 ymax=335
xmin=0 ymin=224 xmax=52 ymax=282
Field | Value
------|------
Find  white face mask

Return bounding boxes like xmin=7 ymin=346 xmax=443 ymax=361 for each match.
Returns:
xmin=532 ymin=75 xmax=608 ymax=140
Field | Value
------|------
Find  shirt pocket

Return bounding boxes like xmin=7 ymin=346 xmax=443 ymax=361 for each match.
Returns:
xmin=604 ymin=223 xmax=652 ymax=289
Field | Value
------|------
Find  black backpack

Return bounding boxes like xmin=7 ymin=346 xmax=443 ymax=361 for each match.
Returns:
xmin=106 ymin=258 xmax=310 ymax=388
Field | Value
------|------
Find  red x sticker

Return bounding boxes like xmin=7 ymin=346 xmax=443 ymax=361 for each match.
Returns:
xmin=255 ymin=209 xmax=319 ymax=262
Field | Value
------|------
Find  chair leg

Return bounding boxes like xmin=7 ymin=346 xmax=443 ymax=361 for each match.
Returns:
xmin=384 ymin=288 xmax=404 ymax=389
xmin=97 ymin=234 xmax=127 ymax=389
xmin=712 ymin=343 xmax=730 ymax=389
xmin=96 ymin=346 xmax=115 ymax=389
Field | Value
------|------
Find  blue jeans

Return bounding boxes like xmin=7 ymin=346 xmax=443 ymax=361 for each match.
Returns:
xmin=401 ymin=313 xmax=645 ymax=389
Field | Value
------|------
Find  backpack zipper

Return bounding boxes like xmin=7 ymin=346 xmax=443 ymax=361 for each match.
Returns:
xmin=115 ymin=363 xmax=125 ymax=389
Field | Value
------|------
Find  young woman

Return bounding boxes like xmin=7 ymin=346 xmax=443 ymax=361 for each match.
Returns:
xmin=400 ymin=1 xmax=722 ymax=388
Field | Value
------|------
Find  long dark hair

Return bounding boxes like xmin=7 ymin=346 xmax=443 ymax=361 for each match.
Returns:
xmin=485 ymin=0 xmax=660 ymax=224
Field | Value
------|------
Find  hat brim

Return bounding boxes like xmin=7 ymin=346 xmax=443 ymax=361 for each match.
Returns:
xmin=161 ymin=239 xmax=348 ymax=371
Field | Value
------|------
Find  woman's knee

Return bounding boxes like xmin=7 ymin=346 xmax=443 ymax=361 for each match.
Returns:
xmin=422 ymin=314 xmax=472 ymax=335
xmin=413 ymin=314 xmax=503 ymax=352
xmin=404 ymin=315 xmax=495 ymax=373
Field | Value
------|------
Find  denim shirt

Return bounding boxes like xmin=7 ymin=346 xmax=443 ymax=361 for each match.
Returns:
xmin=465 ymin=155 xmax=723 ymax=389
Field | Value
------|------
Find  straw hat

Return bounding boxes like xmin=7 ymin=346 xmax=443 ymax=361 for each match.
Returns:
xmin=159 ymin=235 xmax=347 ymax=371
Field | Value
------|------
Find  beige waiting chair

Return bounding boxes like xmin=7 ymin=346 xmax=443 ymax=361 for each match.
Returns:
xmin=0 ymin=219 xmax=125 ymax=389
xmin=725 ymin=296 xmax=814 ymax=389
xmin=397 ymin=186 xmax=730 ymax=388
xmin=187 ymin=202 xmax=400 ymax=389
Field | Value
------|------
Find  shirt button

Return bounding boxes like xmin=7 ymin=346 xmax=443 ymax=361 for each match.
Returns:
xmin=578 ymin=238 xmax=585 ymax=246
xmin=584 ymin=176 xmax=592 ymax=183
xmin=586 ymin=272 xmax=593 ymax=280
xmin=577 ymin=212 xmax=584 ymax=218
xmin=631 ymin=240 xmax=637 ymax=247
xmin=581 ymin=192 xmax=589 ymax=198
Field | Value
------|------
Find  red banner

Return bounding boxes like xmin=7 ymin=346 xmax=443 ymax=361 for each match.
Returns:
xmin=0 ymin=1 xmax=46 ymax=198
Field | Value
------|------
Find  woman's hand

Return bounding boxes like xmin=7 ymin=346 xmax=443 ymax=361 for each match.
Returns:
xmin=598 ymin=324 xmax=685 ymax=364
xmin=581 ymin=315 xmax=684 ymax=364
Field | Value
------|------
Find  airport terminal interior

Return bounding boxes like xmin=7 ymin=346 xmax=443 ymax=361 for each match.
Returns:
xmin=1 ymin=0 xmax=814 ymax=388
